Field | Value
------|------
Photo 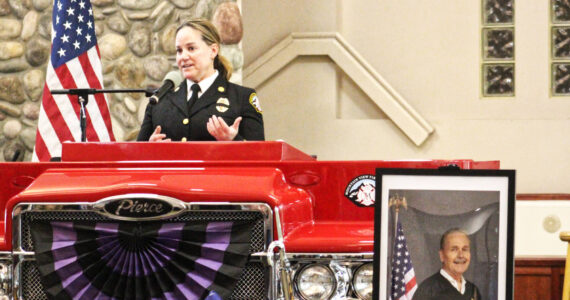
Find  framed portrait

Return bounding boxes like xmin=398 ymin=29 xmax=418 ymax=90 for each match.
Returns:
xmin=372 ymin=168 xmax=515 ymax=300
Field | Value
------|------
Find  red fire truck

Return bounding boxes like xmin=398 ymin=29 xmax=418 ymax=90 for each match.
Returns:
xmin=0 ymin=142 xmax=498 ymax=300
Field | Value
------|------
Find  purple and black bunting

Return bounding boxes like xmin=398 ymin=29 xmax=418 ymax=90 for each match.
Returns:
xmin=31 ymin=219 xmax=255 ymax=300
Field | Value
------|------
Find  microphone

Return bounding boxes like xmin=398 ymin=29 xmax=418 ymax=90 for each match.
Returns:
xmin=149 ymin=71 xmax=183 ymax=104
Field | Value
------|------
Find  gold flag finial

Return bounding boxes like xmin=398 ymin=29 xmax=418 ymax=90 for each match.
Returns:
xmin=389 ymin=194 xmax=407 ymax=213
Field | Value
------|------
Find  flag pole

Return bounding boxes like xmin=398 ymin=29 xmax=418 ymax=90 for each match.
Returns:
xmin=389 ymin=194 xmax=407 ymax=236
xmin=51 ymin=88 xmax=154 ymax=142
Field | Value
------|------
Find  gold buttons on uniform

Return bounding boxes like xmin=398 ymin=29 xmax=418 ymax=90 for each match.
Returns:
xmin=182 ymin=118 xmax=189 ymax=125
xmin=181 ymin=137 xmax=187 ymax=142
xmin=218 ymin=86 xmax=225 ymax=92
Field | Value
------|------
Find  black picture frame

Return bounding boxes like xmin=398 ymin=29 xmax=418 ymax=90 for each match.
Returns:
xmin=373 ymin=168 xmax=515 ymax=300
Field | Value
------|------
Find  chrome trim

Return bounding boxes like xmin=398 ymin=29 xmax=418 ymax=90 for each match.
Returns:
xmin=287 ymin=253 xmax=374 ymax=261
xmin=93 ymin=194 xmax=186 ymax=221
xmin=0 ymin=257 xmax=11 ymax=299
xmin=11 ymin=200 xmax=274 ymax=300
xmin=12 ymin=256 xmax=24 ymax=300
xmin=12 ymin=202 xmax=93 ymax=253
xmin=12 ymin=201 xmax=273 ymax=254
xmin=274 ymin=206 xmax=284 ymax=241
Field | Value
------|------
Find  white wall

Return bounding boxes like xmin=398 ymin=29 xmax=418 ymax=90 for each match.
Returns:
xmin=242 ymin=0 xmax=570 ymax=194
xmin=516 ymin=201 xmax=570 ymax=256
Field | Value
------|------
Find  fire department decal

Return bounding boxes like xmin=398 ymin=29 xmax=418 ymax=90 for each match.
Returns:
xmin=344 ymin=174 xmax=376 ymax=207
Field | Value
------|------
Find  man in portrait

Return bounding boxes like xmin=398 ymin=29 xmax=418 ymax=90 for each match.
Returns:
xmin=412 ymin=228 xmax=482 ymax=300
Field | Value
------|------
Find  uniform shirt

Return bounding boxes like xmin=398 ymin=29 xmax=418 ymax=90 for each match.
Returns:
xmin=440 ymin=269 xmax=466 ymax=294
xmin=186 ymin=70 xmax=218 ymax=100
xmin=137 ymin=74 xmax=264 ymax=142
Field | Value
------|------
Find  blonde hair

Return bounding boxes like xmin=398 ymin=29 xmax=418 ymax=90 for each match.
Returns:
xmin=176 ymin=19 xmax=233 ymax=80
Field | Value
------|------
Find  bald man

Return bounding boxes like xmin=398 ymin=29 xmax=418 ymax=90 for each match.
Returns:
xmin=412 ymin=229 xmax=481 ymax=300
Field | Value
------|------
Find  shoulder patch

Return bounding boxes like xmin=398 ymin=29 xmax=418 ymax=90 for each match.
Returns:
xmin=249 ymin=93 xmax=262 ymax=114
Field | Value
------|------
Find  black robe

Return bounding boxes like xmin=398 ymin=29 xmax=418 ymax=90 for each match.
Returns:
xmin=137 ymin=75 xmax=264 ymax=142
xmin=412 ymin=272 xmax=481 ymax=300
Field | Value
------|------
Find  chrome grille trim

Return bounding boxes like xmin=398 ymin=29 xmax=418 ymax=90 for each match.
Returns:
xmin=12 ymin=200 xmax=273 ymax=300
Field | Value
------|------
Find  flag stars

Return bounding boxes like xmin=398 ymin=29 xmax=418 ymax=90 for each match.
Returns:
xmin=87 ymin=21 xmax=92 ymax=29
xmin=85 ymin=33 xmax=92 ymax=43
xmin=79 ymin=0 xmax=85 ymax=9
xmin=63 ymin=21 xmax=72 ymax=30
xmin=89 ymin=8 xmax=92 ymax=15
xmin=391 ymin=222 xmax=417 ymax=298
xmin=78 ymin=15 xmax=84 ymax=23
xmin=57 ymin=48 xmax=66 ymax=57
xmin=60 ymin=34 xmax=70 ymax=43
xmin=76 ymin=27 xmax=83 ymax=36
xmin=57 ymin=1 xmax=62 ymax=10
xmin=66 ymin=7 xmax=75 ymax=16
xmin=73 ymin=40 xmax=80 ymax=49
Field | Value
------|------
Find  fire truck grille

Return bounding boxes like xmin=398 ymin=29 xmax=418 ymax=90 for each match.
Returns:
xmin=17 ymin=209 xmax=269 ymax=300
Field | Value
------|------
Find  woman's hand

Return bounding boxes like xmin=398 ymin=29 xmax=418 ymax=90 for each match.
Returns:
xmin=149 ymin=126 xmax=171 ymax=142
xmin=207 ymin=116 xmax=242 ymax=141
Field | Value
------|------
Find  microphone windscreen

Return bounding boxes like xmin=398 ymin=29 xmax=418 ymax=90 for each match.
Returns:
xmin=164 ymin=71 xmax=183 ymax=86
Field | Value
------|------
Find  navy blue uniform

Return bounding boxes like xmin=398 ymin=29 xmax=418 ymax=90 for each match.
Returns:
xmin=137 ymin=75 xmax=264 ymax=141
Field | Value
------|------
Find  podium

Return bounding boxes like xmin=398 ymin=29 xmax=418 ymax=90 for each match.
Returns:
xmin=61 ymin=141 xmax=316 ymax=162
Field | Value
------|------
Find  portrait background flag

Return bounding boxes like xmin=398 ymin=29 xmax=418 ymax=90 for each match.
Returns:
xmin=390 ymin=219 xmax=417 ymax=300
xmin=33 ymin=0 xmax=114 ymax=161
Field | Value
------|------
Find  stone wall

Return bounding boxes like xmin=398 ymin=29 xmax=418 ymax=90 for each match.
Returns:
xmin=0 ymin=0 xmax=244 ymax=161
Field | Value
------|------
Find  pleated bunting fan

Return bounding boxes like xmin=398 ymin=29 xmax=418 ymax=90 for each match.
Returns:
xmin=31 ymin=219 xmax=255 ymax=300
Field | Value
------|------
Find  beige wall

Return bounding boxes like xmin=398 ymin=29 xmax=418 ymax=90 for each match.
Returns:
xmin=243 ymin=0 xmax=570 ymax=194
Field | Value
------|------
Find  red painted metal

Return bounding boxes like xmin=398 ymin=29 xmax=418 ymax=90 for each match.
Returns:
xmin=0 ymin=142 xmax=499 ymax=253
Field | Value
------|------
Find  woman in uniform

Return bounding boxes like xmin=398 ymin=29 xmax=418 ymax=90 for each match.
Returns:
xmin=137 ymin=19 xmax=264 ymax=142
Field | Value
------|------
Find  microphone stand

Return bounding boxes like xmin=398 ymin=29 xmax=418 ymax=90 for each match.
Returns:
xmin=51 ymin=88 xmax=154 ymax=142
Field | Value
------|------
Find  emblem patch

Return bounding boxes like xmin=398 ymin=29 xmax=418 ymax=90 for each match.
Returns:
xmin=344 ymin=174 xmax=375 ymax=207
xmin=216 ymin=97 xmax=230 ymax=112
xmin=249 ymin=93 xmax=262 ymax=113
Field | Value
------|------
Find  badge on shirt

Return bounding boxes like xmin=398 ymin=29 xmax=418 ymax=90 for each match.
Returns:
xmin=216 ymin=97 xmax=230 ymax=113
xmin=249 ymin=93 xmax=262 ymax=114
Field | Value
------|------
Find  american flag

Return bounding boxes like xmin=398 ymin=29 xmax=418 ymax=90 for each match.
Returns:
xmin=390 ymin=219 xmax=417 ymax=300
xmin=33 ymin=0 xmax=114 ymax=161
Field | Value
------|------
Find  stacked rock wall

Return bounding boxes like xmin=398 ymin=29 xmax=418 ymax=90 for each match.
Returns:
xmin=0 ymin=0 xmax=243 ymax=161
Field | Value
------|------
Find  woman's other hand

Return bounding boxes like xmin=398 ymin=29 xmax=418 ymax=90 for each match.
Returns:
xmin=149 ymin=126 xmax=171 ymax=142
xmin=207 ymin=116 xmax=242 ymax=141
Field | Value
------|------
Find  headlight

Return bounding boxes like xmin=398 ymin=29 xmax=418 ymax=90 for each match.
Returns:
xmin=352 ymin=263 xmax=373 ymax=300
xmin=295 ymin=264 xmax=336 ymax=300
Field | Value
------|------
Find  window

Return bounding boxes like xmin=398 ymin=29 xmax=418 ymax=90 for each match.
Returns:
xmin=482 ymin=0 xmax=514 ymax=97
